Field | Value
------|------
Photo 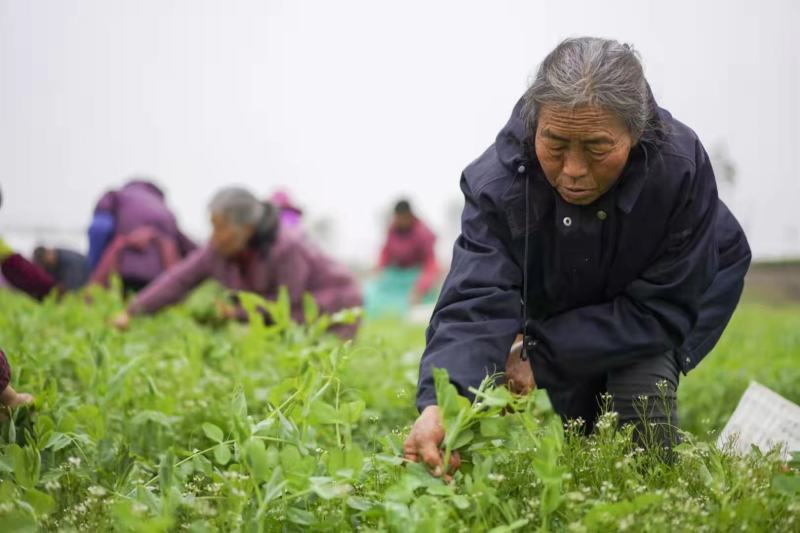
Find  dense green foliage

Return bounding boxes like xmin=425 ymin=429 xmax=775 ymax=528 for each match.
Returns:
xmin=0 ymin=285 xmax=798 ymax=531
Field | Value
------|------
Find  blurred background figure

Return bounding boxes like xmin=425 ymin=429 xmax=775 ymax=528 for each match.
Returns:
xmin=0 ymin=186 xmax=57 ymax=300
xmin=87 ymin=179 xmax=196 ymax=292
xmin=33 ymin=246 xmax=89 ymax=291
xmin=269 ymin=189 xmax=304 ymax=229
xmin=112 ymin=186 xmax=362 ymax=337
xmin=0 ymin=187 xmax=35 ymax=410
xmin=0 ymin=237 xmax=55 ymax=301
xmin=365 ymin=199 xmax=440 ymax=318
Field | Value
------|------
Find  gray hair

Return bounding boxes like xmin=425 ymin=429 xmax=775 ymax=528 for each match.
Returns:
xmin=208 ymin=186 xmax=265 ymax=226
xmin=522 ymin=37 xmax=663 ymax=147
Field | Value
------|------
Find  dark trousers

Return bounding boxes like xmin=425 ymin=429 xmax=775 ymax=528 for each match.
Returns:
xmin=123 ymin=277 xmax=150 ymax=294
xmin=546 ymin=351 xmax=681 ymax=449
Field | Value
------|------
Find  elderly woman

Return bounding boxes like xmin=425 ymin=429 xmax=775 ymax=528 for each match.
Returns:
xmin=112 ymin=187 xmax=363 ymax=337
xmin=404 ymin=37 xmax=751 ymax=474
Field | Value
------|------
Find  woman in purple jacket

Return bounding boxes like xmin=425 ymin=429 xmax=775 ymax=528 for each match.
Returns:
xmin=87 ymin=179 xmax=196 ymax=292
xmin=112 ymin=187 xmax=363 ymax=337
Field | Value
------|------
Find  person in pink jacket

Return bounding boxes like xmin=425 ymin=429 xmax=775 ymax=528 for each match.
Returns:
xmin=366 ymin=200 xmax=441 ymax=317
xmin=377 ymin=200 xmax=440 ymax=303
xmin=113 ymin=187 xmax=363 ymax=337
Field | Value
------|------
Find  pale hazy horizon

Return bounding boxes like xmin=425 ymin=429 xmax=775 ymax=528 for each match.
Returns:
xmin=1 ymin=0 xmax=798 ymax=266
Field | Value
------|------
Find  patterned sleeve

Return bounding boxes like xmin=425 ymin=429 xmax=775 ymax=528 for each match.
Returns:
xmin=0 ymin=349 xmax=10 ymax=392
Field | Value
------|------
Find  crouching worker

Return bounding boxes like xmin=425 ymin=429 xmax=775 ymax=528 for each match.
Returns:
xmin=0 ymin=238 xmax=57 ymax=301
xmin=88 ymin=179 xmax=196 ymax=292
xmin=365 ymin=199 xmax=440 ymax=317
xmin=112 ymin=187 xmax=363 ymax=337
xmin=404 ymin=37 xmax=751 ymax=476
xmin=33 ymin=246 xmax=90 ymax=292
xmin=0 ymin=186 xmax=58 ymax=300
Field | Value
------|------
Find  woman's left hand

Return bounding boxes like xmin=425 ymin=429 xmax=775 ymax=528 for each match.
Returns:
xmin=506 ymin=336 xmax=536 ymax=395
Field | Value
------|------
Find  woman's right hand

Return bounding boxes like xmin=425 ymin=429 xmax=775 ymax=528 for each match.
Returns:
xmin=0 ymin=385 xmax=34 ymax=409
xmin=111 ymin=311 xmax=131 ymax=331
xmin=403 ymin=405 xmax=461 ymax=481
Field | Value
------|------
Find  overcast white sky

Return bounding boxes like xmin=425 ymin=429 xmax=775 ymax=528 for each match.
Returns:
xmin=1 ymin=0 xmax=798 ymax=264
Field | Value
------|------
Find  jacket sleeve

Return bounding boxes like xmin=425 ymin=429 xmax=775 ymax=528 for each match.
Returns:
xmin=176 ymin=229 xmax=197 ymax=257
xmin=377 ymin=239 xmax=390 ymax=269
xmin=528 ymin=143 xmax=720 ymax=388
xmin=413 ymin=237 xmax=440 ymax=298
xmin=87 ymin=211 xmax=116 ymax=271
xmin=677 ymin=200 xmax=750 ymax=368
xmin=271 ymin=247 xmax=313 ymax=324
xmin=0 ymin=350 xmax=10 ymax=392
xmin=416 ymin=174 xmax=523 ymax=410
xmin=1 ymin=254 xmax=57 ymax=301
xmin=128 ymin=247 xmax=212 ymax=315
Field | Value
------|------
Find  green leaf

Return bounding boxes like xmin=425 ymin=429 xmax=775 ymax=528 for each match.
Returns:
xmin=309 ymin=476 xmax=351 ymax=499
xmin=311 ymin=400 xmax=343 ymax=424
xmin=202 ymin=423 xmax=224 ymax=444
xmin=243 ymin=439 xmax=270 ymax=482
xmin=451 ymin=429 xmax=474 ymax=449
xmin=341 ymin=399 xmax=365 ymax=424
xmin=326 ymin=448 xmax=345 ymax=476
xmin=287 ymin=507 xmax=315 ymax=525
xmin=772 ymin=473 xmax=800 ymax=495
xmin=231 ymin=388 xmax=248 ymax=420
xmin=480 ymin=417 xmax=504 ymax=438
xmin=327 ymin=445 xmax=364 ymax=478
xmin=262 ymin=467 xmax=286 ymax=504
xmin=213 ymin=443 xmax=231 ymax=465
xmin=426 ymin=484 xmax=453 ymax=496
xmin=279 ymin=445 xmax=302 ymax=471
xmin=346 ymin=496 xmax=372 ymax=511
xmin=158 ymin=449 xmax=176 ymax=494
xmin=451 ymin=494 xmax=471 ymax=510
xmin=488 ymin=518 xmax=530 ymax=533
xmin=302 ymin=292 xmax=319 ymax=325
xmin=23 ymin=488 xmax=55 ymax=516
xmin=583 ymin=493 xmax=663 ymax=528
xmin=345 ymin=445 xmax=364 ymax=476
xmin=375 ymin=454 xmax=405 ymax=466
xmin=6 ymin=444 xmax=36 ymax=488
xmin=43 ymin=432 xmax=73 ymax=452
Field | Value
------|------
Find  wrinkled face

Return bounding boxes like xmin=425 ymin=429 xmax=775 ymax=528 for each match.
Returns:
xmin=393 ymin=212 xmax=415 ymax=232
xmin=534 ymin=105 xmax=634 ymax=205
xmin=210 ymin=212 xmax=255 ymax=258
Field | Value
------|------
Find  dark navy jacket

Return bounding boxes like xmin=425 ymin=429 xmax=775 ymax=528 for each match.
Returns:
xmin=53 ymin=248 xmax=90 ymax=291
xmin=417 ymin=100 xmax=751 ymax=410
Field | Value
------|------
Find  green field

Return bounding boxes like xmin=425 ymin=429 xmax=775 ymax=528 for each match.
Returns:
xmin=0 ymin=284 xmax=798 ymax=531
